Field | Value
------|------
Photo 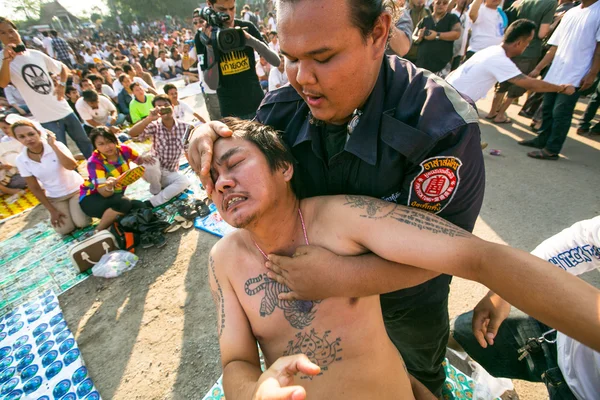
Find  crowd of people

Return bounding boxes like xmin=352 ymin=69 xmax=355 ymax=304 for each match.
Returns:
xmin=0 ymin=0 xmax=599 ymax=399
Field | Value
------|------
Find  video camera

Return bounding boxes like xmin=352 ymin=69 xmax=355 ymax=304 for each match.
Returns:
xmin=195 ymin=7 xmax=246 ymax=53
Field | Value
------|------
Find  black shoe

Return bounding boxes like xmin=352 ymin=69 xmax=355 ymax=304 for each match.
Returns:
xmin=141 ymin=233 xmax=154 ymax=249
xmin=152 ymin=232 xmax=167 ymax=248
xmin=518 ymin=139 xmax=543 ymax=149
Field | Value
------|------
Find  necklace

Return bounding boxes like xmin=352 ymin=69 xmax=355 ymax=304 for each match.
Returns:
xmin=27 ymin=147 xmax=43 ymax=155
xmin=254 ymin=207 xmax=309 ymax=260
xmin=253 ymin=207 xmax=316 ymax=313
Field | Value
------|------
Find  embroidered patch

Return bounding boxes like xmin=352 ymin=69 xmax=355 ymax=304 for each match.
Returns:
xmin=407 ymin=156 xmax=462 ymax=214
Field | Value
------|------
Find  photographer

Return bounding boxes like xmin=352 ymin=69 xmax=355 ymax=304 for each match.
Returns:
xmin=190 ymin=2 xmax=280 ymax=119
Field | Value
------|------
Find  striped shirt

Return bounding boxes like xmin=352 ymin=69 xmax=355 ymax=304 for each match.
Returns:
xmin=79 ymin=145 xmax=139 ymax=200
xmin=51 ymin=37 xmax=71 ymax=62
xmin=140 ymin=118 xmax=190 ymax=172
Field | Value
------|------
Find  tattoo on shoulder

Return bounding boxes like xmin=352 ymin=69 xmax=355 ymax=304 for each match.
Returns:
xmin=209 ymin=255 xmax=225 ymax=338
xmin=344 ymin=195 xmax=470 ymax=238
xmin=245 ymin=274 xmax=321 ymax=329
xmin=282 ymin=329 xmax=343 ymax=379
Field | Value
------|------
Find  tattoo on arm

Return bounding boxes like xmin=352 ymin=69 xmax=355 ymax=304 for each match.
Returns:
xmin=344 ymin=195 xmax=471 ymax=238
xmin=452 ymin=23 xmax=462 ymax=32
xmin=282 ymin=329 xmax=343 ymax=379
xmin=209 ymin=255 xmax=225 ymax=338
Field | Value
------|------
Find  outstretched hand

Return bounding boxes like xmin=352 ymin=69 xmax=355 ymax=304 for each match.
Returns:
xmin=266 ymin=245 xmax=343 ymax=301
xmin=254 ymin=354 xmax=320 ymax=400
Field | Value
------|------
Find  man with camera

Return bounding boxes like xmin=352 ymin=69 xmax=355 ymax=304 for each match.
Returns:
xmin=190 ymin=2 xmax=280 ymax=119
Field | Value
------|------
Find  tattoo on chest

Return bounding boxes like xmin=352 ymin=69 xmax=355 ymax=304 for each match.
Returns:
xmin=344 ymin=195 xmax=470 ymax=238
xmin=209 ymin=256 xmax=225 ymax=338
xmin=283 ymin=329 xmax=343 ymax=379
xmin=244 ymin=273 xmax=320 ymax=329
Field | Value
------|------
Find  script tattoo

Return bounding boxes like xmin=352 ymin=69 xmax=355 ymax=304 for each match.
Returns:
xmin=209 ymin=256 xmax=225 ymax=338
xmin=245 ymin=274 xmax=320 ymax=329
xmin=344 ymin=195 xmax=471 ymax=238
xmin=282 ymin=329 xmax=343 ymax=380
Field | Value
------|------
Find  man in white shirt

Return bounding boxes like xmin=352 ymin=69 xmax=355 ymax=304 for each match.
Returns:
xmin=518 ymin=0 xmax=600 ymax=160
xmin=4 ymin=83 xmax=30 ymax=115
xmin=155 ymin=51 xmax=176 ymax=80
xmin=256 ymin=55 xmax=272 ymax=91
xmin=267 ymin=12 xmax=277 ymax=32
xmin=467 ymin=0 xmax=505 ymax=57
xmin=123 ymin=64 xmax=157 ymax=95
xmin=41 ymin=31 xmax=54 ymax=58
xmin=268 ymin=32 xmax=280 ymax=54
xmin=75 ymin=90 xmax=125 ymax=134
xmin=163 ymin=83 xmax=206 ymax=123
xmin=447 ymin=20 xmax=574 ymax=102
xmin=0 ymin=18 xmax=93 ymax=158
xmin=268 ymin=54 xmax=288 ymax=91
xmin=89 ymin=74 xmax=118 ymax=104
xmin=452 ymin=216 xmax=600 ymax=400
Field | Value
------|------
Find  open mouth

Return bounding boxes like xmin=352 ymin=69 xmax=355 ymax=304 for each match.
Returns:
xmin=223 ymin=195 xmax=248 ymax=212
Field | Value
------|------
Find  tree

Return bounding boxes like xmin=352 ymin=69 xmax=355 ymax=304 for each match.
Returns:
xmin=12 ymin=0 xmax=41 ymax=20
xmin=111 ymin=0 xmax=199 ymax=20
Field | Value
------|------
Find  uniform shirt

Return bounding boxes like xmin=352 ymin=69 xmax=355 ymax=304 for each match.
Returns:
xmin=257 ymin=56 xmax=485 ymax=307
xmin=139 ymin=118 xmax=190 ymax=172
xmin=0 ymin=49 xmax=73 ymax=123
xmin=530 ymin=216 xmax=600 ymax=400
xmin=80 ymin=145 xmax=140 ymax=200
xmin=15 ymin=141 xmax=83 ymax=198
xmin=543 ymin=2 xmax=600 ymax=87
xmin=197 ymin=19 xmax=265 ymax=117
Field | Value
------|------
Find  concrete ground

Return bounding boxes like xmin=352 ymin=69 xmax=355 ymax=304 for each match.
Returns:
xmin=1 ymin=85 xmax=598 ymax=399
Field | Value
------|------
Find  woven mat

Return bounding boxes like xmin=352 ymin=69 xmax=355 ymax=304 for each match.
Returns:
xmin=0 ymin=189 xmax=40 ymax=222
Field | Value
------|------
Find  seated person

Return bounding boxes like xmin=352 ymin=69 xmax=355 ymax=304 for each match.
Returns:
xmin=451 ymin=216 xmax=600 ymax=400
xmin=75 ymin=90 xmax=125 ymax=135
xmin=88 ymin=74 xmax=118 ymax=104
xmin=65 ymin=86 xmax=83 ymax=122
xmin=4 ymin=83 xmax=30 ymax=116
xmin=129 ymin=82 xmax=155 ymax=123
xmin=117 ymin=74 xmax=134 ymax=117
xmin=13 ymin=120 xmax=91 ymax=235
xmin=180 ymin=44 xmax=199 ymax=84
xmin=79 ymin=127 xmax=154 ymax=232
xmin=208 ymin=119 xmax=600 ymax=399
xmin=123 ymin=63 xmax=158 ymax=95
xmin=155 ymin=51 xmax=176 ymax=80
xmin=163 ymin=83 xmax=206 ymax=123
xmin=133 ymin=62 xmax=157 ymax=89
xmin=128 ymin=95 xmax=191 ymax=207
xmin=0 ymin=161 xmax=26 ymax=197
xmin=255 ymin=56 xmax=271 ymax=92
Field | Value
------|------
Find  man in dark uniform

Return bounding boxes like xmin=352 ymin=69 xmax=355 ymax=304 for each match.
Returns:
xmin=192 ymin=0 xmax=280 ymax=119
xmin=187 ymin=0 xmax=485 ymax=396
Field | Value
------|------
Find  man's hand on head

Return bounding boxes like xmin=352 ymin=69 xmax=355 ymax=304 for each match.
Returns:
xmin=188 ymin=120 xmax=233 ymax=195
xmin=265 ymin=245 xmax=344 ymax=301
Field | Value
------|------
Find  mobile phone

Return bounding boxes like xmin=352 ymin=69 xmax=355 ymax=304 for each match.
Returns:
xmin=182 ymin=125 xmax=192 ymax=146
xmin=13 ymin=44 xmax=26 ymax=53
xmin=424 ymin=29 xmax=431 ymax=37
xmin=159 ymin=107 xmax=172 ymax=115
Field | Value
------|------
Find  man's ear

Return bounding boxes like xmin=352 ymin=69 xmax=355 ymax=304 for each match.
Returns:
xmin=281 ymin=161 xmax=294 ymax=182
xmin=370 ymin=12 xmax=393 ymax=60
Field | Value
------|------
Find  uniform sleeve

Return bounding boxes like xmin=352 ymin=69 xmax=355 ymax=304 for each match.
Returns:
xmin=403 ymin=122 xmax=485 ymax=232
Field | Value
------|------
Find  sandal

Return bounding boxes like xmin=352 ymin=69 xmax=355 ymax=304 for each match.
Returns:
xmin=164 ymin=222 xmax=182 ymax=234
xmin=493 ymin=117 xmax=512 ymax=124
xmin=484 ymin=113 xmax=498 ymax=120
xmin=194 ymin=199 xmax=211 ymax=218
xmin=181 ymin=220 xmax=194 ymax=229
xmin=527 ymin=149 xmax=559 ymax=160
xmin=177 ymin=204 xmax=198 ymax=221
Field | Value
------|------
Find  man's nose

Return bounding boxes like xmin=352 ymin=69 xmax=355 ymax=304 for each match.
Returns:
xmin=295 ymin=61 xmax=317 ymax=87
xmin=215 ymin=173 xmax=235 ymax=193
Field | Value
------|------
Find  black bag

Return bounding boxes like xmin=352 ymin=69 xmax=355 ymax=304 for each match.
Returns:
xmin=119 ymin=208 xmax=170 ymax=234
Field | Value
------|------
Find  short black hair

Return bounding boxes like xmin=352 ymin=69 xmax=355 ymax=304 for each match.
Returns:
xmin=152 ymin=94 xmax=172 ymax=107
xmin=87 ymin=63 xmax=97 ymax=70
xmin=99 ymin=66 xmax=108 ymax=73
xmin=123 ymin=64 xmax=133 ymax=73
xmin=42 ymin=31 xmax=49 ymax=37
xmin=50 ymin=30 xmax=58 ymax=37
xmin=130 ymin=82 xmax=140 ymax=91
xmin=89 ymin=126 xmax=118 ymax=149
xmin=163 ymin=83 xmax=177 ymax=94
xmin=88 ymin=74 xmax=103 ymax=83
xmin=114 ymin=66 xmax=123 ymax=72
xmin=66 ymin=86 xmax=78 ymax=95
xmin=0 ymin=17 xmax=17 ymax=30
xmin=82 ymin=90 xmax=99 ymax=102
xmin=504 ymin=19 xmax=537 ymax=44
xmin=118 ymin=74 xmax=128 ymax=84
xmin=159 ymin=50 xmax=166 ymax=55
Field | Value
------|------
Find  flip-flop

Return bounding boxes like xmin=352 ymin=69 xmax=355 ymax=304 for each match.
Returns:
xmin=164 ymin=222 xmax=182 ymax=233
xmin=174 ymin=215 xmax=187 ymax=223
xmin=493 ymin=117 xmax=512 ymax=124
xmin=527 ymin=149 xmax=559 ymax=160
xmin=195 ymin=199 xmax=211 ymax=218
xmin=178 ymin=204 xmax=198 ymax=221
xmin=181 ymin=220 xmax=194 ymax=229
xmin=484 ymin=114 xmax=498 ymax=120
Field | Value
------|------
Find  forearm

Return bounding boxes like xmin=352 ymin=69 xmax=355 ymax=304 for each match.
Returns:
xmin=334 ymin=253 xmax=441 ymax=297
xmin=29 ymin=185 xmax=56 ymax=212
xmin=51 ymin=144 xmax=78 ymax=170
xmin=147 ymin=86 xmax=158 ymax=95
xmin=60 ymin=64 xmax=68 ymax=84
xmin=203 ymin=47 xmax=219 ymax=90
xmin=223 ymin=360 xmax=261 ymax=400
xmin=535 ymin=46 xmax=557 ymax=72
xmin=519 ymin=78 xmax=563 ymax=93
xmin=479 ymin=243 xmax=600 ymax=351
xmin=128 ymin=116 xmax=153 ymax=137
xmin=439 ymin=30 xmax=461 ymax=41
xmin=389 ymin=27 xmax=412 ymax=57
xmin=246 ymin=36 xmax=280 ymax=67
xmin=588 ymin=43 xmax=600 ymax=76
xmin=469 ymin=0 xmax=482 ymax=22
xmin=0 ymin=61 xmax=11 ymax=88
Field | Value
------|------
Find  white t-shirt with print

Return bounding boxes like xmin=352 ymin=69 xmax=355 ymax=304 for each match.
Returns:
xmin=447 ymin=45 xmax=521 ymax=102
xmin=0 ymin=49 xmax=74 ymax=124
xmin=530 ymin=216 xmax=600 ymax=400
xmin=468 ymin=5 xmax=504 ymax=52
xmin=75 ymin=96 xmax=117 ymax=127
xmin=15 ymin=141 xmax=83 ymax=198
xmin=544 ymin=2 xmax=600 ymax=87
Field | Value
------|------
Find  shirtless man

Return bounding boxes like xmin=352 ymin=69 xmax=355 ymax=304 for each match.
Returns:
xmin=208 ymin=119 xmax=600 ymax=400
